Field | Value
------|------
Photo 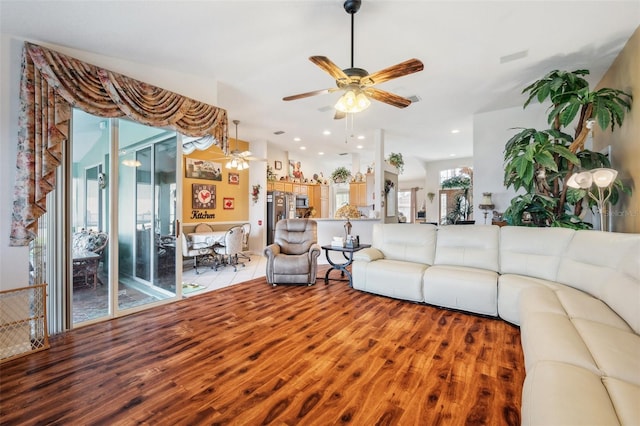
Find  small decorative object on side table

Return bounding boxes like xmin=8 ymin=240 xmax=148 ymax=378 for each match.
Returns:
xmin=321 ymin=243 xmax=370 ymax=287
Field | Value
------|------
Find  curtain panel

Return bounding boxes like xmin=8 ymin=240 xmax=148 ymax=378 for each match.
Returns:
xmin=10 ymin=42 xmax=228 ymax=246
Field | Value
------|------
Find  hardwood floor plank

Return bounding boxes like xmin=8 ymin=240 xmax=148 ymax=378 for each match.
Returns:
xmin=0 ymin=274 xmax=524 ymax=425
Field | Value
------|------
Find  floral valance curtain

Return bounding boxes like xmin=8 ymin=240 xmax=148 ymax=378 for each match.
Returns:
xmin=10 ymin=42 xmax=228 ymax=246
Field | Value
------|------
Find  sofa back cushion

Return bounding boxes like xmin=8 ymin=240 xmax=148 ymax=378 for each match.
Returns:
xmin=434 ymin=225 xmax=500 ymax=272
xmin=500 ymin=227 xmax=575 ymax=281
xmin=372 ymin=223 xmax=437 ymax=265
xmin=557 ymin=230 xmax=640 ymax=334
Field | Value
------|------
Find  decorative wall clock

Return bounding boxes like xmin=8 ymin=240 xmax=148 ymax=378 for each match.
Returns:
xmin=192 ymin=183 xmax=216 ymax=209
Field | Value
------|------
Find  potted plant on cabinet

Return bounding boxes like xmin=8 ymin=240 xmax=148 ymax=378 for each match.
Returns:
xmin=387 ymin=152 xmax=404 ymax=174
xmin=331 ymin=166 xmax=351 ymax=183
xmin=503 ymin=69 xmax=632 ymax=229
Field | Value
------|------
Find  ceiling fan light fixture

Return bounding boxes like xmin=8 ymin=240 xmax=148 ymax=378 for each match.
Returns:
xmin=335 ymin=86 xmax=370 ymax=113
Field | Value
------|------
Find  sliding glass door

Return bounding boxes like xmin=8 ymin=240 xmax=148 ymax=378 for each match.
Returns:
xmin=70 ymin=110 xmax=181 ymax=326
xmin=117 ymin=120 xmax=178 ymax=311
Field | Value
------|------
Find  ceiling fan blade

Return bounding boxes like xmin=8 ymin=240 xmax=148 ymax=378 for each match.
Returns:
xmin=309 ymin=56 xmax=349 ymax=82
xmin=334 ymin=110 xmax=346 ymax=120
xmin=361 ymin=58 xmax=424 ymax=86
xmin=365 ymin=88 xmax=412 ymax=108
xmin=283 ymin=87 xmax=340 ymax=101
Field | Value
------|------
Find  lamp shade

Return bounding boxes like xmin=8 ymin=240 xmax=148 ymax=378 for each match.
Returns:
xmin=335 ymin=86 xmax=371 ymax=113
xmin=566 ymin=171 xmax=593 ymax=189
xmin=479 ymin=192 xmax=494 ymax=210
xmin=591 ymin=168 xmax=618 ymax=188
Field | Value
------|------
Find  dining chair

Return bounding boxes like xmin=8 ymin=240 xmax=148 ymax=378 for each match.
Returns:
xmin=238 ymin=222 xmax=251 ymax=262
xmin=181 ymin=233 xmax=214 ymax=274
xmin=213 ymin=226 xmax=246 ymax=272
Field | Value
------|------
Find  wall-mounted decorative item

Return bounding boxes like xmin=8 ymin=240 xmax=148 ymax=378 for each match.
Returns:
xmin=274 ymin=160 xmax=282 ymax=170
xmin=186 ymin=158 xmax=222 ymax=181
xmin=252 ymin=184 xmax=261 ymax=204
xmin=228 ymin=172 xmax=239 ymax=185
xmin=223 ymin=197 xmax=234 ymax=210
xmin=192 ymin=184 xmax=216 ymax=209
xmin=290 ymin=160 xmax=304 ymax=180
xmin=427 ymin=192 xmax=435 ymax=203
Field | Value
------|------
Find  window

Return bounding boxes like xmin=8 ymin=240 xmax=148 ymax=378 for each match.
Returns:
xmin=398 ymin=190 xmax=411 ymax=222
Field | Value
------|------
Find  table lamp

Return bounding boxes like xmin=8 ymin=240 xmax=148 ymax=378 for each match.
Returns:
xmin=479 ymin=192 xmax=495 ymax=224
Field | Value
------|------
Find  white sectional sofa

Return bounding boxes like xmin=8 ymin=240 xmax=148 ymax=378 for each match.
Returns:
xmin=352 ymin=223 xmax=640 ymax=426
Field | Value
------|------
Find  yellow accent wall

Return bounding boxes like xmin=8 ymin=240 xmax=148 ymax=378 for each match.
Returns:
xmin=594 ymin=26 xmax=640 ymax=233
xmin=182 ymin=138 xmax=250 ymax=223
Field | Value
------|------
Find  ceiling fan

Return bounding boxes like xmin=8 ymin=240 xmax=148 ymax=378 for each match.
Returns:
xmin=223 ymin=120 xmax=258 ymax=170
xmin=283 ymin=0 xmax=424 ymax=116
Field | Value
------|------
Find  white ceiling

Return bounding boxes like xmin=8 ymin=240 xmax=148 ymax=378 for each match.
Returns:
xmin=1 ymin=1 xmax=639 ymax=181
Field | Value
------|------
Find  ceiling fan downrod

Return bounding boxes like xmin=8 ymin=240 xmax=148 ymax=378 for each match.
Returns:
xmin=343 ymin=0 xmax=361 ymax=69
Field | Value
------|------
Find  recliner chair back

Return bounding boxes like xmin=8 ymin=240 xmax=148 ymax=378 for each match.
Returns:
xmin=274 ymin=219 xmax=317 ymax=255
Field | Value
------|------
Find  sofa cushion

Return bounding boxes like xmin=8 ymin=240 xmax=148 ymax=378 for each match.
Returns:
xmin=603 ymin=377 xmax=640 ymax=425
xmin=423 ymin=265 xmax=498 ymax=316
xmin=520 ymin=310 xmax=599 ymax=374
xmin=434 ymin=225 xmax=500 ymax=272
xmin=557 ymin=230 xmax=640 ymax=333
xmin=353 ymin=259 xmax=427 ymax=302
xmin=500 ymin=226 xmax=574 ymax=281
xmin=371 ymin=223 xmax=437 ymax=265
xmin=498 ymin=274 xmax=558 ymax=325
xmin=573 ymin=319 xmax=640 ymax=386
xmin=521 ymin=361 xmax=620 ymax=426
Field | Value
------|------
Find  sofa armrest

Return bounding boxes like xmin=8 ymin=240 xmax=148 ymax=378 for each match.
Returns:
xmin=309 ymin=243 xmax=321 ymax=260
xmin=353 ymin=247 xmax=384 ymax=262
xmin=264 ymin=244 xmax=281 ymax=259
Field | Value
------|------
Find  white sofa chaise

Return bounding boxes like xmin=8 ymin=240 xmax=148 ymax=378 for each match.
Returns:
xmin=351 ymin=223 xmax=640 ymax=426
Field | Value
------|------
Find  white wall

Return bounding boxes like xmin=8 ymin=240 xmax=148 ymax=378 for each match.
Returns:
xmin=0 ymin=35 xmax=220 ymax=290
xmin=472 ymin=103 xmax=548 ymax=223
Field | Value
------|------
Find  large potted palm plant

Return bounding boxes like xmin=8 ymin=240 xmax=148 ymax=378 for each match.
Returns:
xmin=503 ymin=69 xmax=632 ymax=228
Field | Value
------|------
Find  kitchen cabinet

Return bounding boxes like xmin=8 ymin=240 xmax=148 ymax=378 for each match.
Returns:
xmin=349 ymin=182 xmax=368 ymax=207
xmin=268 ymin=181 xmax=293 ymax=193
xmin=310 ymin=184 xmax=329 ymax=218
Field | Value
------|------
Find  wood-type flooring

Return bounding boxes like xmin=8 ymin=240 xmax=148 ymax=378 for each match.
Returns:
xmin=0 ymin=270 xmax=524 ymax=425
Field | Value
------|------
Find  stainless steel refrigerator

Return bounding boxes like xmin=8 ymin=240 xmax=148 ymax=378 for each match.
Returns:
xmin=267 ymin=191 xmax=296 ymax=245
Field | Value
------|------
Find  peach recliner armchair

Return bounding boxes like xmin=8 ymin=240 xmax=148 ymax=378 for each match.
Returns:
xmin=264 ymin=219 xmax=321 ymax=286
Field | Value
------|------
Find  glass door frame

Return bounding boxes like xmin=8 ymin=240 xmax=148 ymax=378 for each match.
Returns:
xmin=68 ymin=113 xmax=183 ymax=328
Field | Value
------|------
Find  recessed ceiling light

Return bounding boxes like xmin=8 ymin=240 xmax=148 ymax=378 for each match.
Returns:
xmin=451 ymin=129 xmax=460 ymax=134
xmin=357 ymin=135 xmax=365 ymax=140
xmin=300 ymin=146 xmax=306 ymax=150
xmin=293 ymin=137 xmax=301 ymax=142
xmin=318 ymin=152 xmax=324 ymax=155
xmin=356 ymin=145 xmax=363 ymax=149
xmin=450 ymin=153 xmax=456 ymax=157
xmin=323 ymin=130 xmax=331 ymax=136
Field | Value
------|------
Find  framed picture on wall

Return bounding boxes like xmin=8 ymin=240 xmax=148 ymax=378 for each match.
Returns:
xmin=228 ymin=172 xmax=239 ymax=185
xmin=192 ymin=183 xmax=216 ymax=209
xmin=223 ymin=197 xmax=234 ymax=210
xmin=185 ymin=158 xmax=222 ymax=181
xmin=274 ymin=160 xmax=282 ymax=170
